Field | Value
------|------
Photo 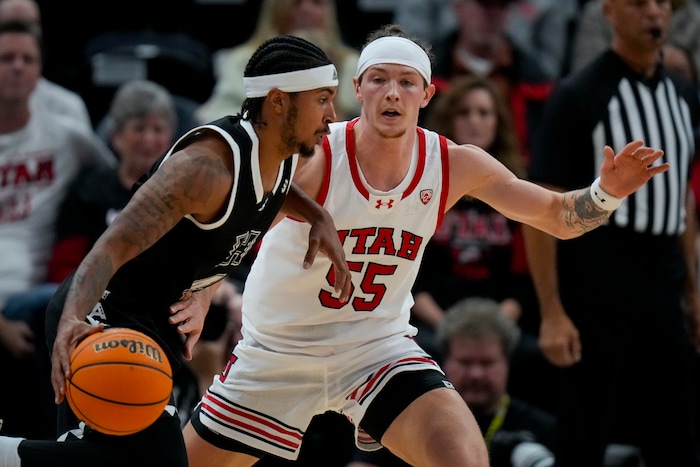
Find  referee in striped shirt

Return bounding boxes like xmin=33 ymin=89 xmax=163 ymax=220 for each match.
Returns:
xmin=523 ymin=0 xmax=700 ymax=466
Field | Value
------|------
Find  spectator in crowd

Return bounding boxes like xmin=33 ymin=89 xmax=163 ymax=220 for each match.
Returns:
xmin=347 ymin=296 xmax=557 ymax=467
xmin=196 ymin=0 xmax=360 ymax=123
xmin=0 ymin=0 xmax=92 ymax=132
xmin=0 ymin=20 xmax=114 ymax=440
xmin=666 ymin=43 xmax=700 ymax=228
xmin=417 ymin=75 xmax=556 ymax=411
xmin=522 ymin=0 xmax=700 ymax=465
xmin=427 ymin=0 xmax=553 ymax=159
xmin=417 ymin=74 xmax=528 ymax=323
xmin=662 ymin=43 xmax=698 ymax=86
xmin=412 ymin=76 xmax=526 ymax=345
xmin=392 ymin=0 xmax=580 ymax=80
xmin=46 ymin=80 xmax=177 ymax=285
xmin=391 ymin=0 xmax=457 ymax=46
xmin=504 ymin=0 xmax=580 ymax=79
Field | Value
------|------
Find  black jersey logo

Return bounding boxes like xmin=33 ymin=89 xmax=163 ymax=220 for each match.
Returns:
xmin=217 ymin=230 xmax=261 ymax=267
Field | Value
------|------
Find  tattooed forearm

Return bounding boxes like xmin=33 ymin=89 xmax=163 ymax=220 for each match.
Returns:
xmin=111 ymin=147 xmax=228 ymax=257
xmin=561 ymin=187 xmax=613 ymax=235
xmin=64 ymin=253 xmax=115 ymax=321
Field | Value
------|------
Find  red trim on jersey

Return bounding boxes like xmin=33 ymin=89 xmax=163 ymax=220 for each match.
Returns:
xmin=318 ymin=134 xmax=333 ymax=206
xmin=401 ymin=128 xmax=426 ymax=199
xmin=346 ymin=119 xmax=369 ymax=200
xmin=346 ymin=118 xmax=429 ymax=202
xmin=437 ymin=135 xmax=450 ymax=232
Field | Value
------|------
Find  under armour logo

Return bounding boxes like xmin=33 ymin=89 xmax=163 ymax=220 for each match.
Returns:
xmin=375 ymin=199 xmax=395 ymax=210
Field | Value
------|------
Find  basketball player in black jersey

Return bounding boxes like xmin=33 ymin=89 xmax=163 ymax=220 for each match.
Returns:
xmin=0 ymin=35 xmax=351 ymax=467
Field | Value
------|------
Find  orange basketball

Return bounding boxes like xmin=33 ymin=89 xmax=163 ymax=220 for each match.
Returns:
xmin=65 ymin=327 xmax=173 ymax=436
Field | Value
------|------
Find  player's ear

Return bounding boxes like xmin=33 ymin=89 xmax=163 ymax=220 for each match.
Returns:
xmin=267 ymin=89 xmax=287 ymax=114
xmin=421 ymin=83 xmax=436 ymax=109
xmin=353 ymin=76 xmax=362 ymax=101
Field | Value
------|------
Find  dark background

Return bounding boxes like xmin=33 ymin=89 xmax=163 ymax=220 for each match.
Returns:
xmin=36 ymin=0 xmax=395 ymax=125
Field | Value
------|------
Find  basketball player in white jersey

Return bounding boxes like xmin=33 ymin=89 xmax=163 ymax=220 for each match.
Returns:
xmin=182 ymin=25 xmax=668 ymax=467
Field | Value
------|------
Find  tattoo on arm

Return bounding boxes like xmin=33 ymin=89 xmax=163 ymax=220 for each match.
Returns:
xmin=62 ymin=145 xmax=230 ymax=321
xmin=117 ymin=147 xmax=225 ymax=254
xmin=66 ymin=253 xmax=115 ymax=320
xmin=562 ymin=187 xmax=612 ymax=234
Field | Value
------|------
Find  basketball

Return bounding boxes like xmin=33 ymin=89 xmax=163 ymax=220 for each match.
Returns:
xmin=65 ymin=327 xmax=173 ymax=436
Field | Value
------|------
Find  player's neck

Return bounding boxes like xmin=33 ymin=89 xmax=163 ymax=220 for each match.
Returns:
xmin=255 ymin=123 xmax=294 ymax=192
xmin=353 ymin=122 xmax=415 ymax=192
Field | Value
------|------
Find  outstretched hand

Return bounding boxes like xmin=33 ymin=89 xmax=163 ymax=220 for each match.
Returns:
xmin=599 ymin=140 xmax=668 ymax=198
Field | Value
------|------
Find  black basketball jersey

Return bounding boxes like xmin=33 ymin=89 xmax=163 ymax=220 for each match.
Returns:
xmin=48 ymin=116 xmax=296 ymax=371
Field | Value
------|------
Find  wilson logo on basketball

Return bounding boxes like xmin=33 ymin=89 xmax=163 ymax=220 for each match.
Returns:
xmin=93 ymin=339 xmax=165 ymax=364
xmin=420 ymin=189 xmax=433 ymax=205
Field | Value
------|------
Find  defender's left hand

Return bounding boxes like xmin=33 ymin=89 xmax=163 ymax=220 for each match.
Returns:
xmin=599 ymin=140 xmax=668 ymax=198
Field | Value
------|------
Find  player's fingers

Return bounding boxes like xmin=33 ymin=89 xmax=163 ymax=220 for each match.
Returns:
xmin=169 ymin=301 xmax=186 ymax=313
xmin=51 ymin=350 xmax=67 ymax=403
xmin=55 ymin=323 xmax=103 ymax=401
xmin=569 ymin=336 xmax=582 ymax=363
xmin=604 ymin=144 xmax=615 ymax=160
xmin=182 ymin=332 xmax=201 ymax=361
xmin=334 ymin=267 xmax=352 ymax=303
xmin=647 ymin=163 xmax=670 ymax=177
xmin=621 ymin=140 xmax=644 ymax=154
xmin=641 ymin=149 xmax=666 ymax=164
xmin=169 ymin=306 xmax=192 ymax=326
xmin=302 ymin=239 xmax=320 ymax=269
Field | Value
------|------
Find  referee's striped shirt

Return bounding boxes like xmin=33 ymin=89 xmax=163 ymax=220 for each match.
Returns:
xmin=529 ymin=50 xmax=700 ymax=237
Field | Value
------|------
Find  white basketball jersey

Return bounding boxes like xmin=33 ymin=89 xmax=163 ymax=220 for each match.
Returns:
xmin=242 ymin=119 xmax=449 ymax=356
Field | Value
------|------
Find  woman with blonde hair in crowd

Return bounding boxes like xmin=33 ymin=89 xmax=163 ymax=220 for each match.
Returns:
xmin=196 ymin=0 xmax=360 ymax=123
xmin=413 ymin=74 xmax=528 ymax=347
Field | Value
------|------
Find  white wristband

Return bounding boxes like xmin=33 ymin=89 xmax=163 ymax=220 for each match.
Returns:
xmin=590 ymin=177 xmax=623 ymax=211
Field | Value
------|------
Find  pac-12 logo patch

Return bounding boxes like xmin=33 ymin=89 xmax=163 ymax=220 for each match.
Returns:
xmin=420 ymin=189 xmax=433 ymax=205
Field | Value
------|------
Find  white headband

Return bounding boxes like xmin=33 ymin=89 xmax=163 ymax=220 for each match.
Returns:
xmin=243 ymin=64 xmax=338 ymax=98
xmin=356 ymin=36 xmax=431 ymax=84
